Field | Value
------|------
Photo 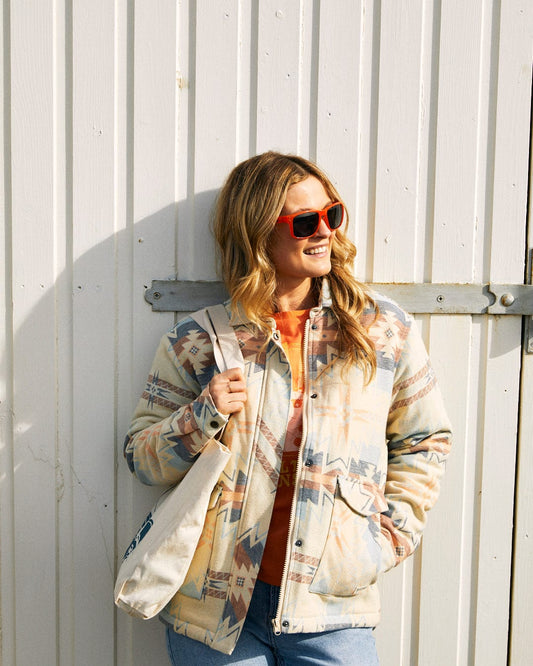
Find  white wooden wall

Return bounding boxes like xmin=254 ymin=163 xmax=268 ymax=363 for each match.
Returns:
xmin=1 ymin=2 xmax=532 ymax=665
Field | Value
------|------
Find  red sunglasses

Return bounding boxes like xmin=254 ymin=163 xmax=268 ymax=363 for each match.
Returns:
xmin=276 ymin=202 xmax=345 ymax=239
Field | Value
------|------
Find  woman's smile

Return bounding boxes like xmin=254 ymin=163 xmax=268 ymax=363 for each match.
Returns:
xmin=303 ymin=244 xmax=329 ymax=256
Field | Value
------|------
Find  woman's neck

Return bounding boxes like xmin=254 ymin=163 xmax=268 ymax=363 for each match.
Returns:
xmin=275 ymin=281 xmax=318 ymax=312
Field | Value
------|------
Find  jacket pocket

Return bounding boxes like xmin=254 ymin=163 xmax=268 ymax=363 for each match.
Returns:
xmin=178 ymin=483 xmax=224 ymax=600
xmin=309 ymin=476 xmax=395 ymax=597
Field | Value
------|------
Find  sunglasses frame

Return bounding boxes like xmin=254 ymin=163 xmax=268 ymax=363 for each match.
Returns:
xmin=276 ymin=201 xmax=345 ymax=239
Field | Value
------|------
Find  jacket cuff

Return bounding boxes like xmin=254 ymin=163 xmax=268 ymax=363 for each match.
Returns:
xmin=192 ymin=386 xmax=229 ymax=440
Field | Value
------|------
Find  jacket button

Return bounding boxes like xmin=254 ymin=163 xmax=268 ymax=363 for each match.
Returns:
xmin=310 ymin=393 xmax=317 ymax=399
xmin=295 ymin=539 xmax=302 ymax=547
xmin=304 ymin=459 xmax=312 ymax=467
xmin=282 ymin=620 xmax=289 ymax=627
xmin=210 ymin=420 xmax=220 ymax=428
xmin=311 ymin=324 xmax=318 ymax=330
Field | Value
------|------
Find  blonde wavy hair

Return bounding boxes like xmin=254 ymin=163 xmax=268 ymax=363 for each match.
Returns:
xmin=213 ymin=151 xmax=377 ymax=380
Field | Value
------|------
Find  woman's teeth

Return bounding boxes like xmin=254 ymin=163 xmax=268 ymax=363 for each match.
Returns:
xmin=304 ymin=246 xmax=327 ymax=255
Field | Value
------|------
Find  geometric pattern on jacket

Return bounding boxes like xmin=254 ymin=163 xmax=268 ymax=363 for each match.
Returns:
xmin=123 ymin=287 xmax=452 ymax=654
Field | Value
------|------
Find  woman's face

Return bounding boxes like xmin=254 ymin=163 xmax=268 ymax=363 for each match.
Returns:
xmin=269 ymin=175 xmax=336 ymax=302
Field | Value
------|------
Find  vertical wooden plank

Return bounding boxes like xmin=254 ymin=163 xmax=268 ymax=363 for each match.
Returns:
xmin=373 ymin=0 xmax=425 ymax=283
xmin=371 ymin=4 xmax=427 ymax=662
xmin=353 ymin=0 xmax=379 ymax=280
xmin=510 ymin=363 xmax=533 ymax=661
xmin=189 ymin=0 xmax=240 ymax=280
xmin=114 ymin=0 xmax=134 ymax=662
xmin=488 ymin=1 xmax=531 ymax=282
xmin=417 ymin=316 xmax=479 ymax=666
xmin=256 ymin=0 xmax=302 ymax=153
xmin=131 ymin=0 xmax=177 ymax=352
xmin=71 ymin=1 xmax=116 ymax=662
xmin=236 ymin=0 xmax=253 ymax=162
xmin=315 ymin=1 xmax=362 ymax=243
xmin=175 ymin=0 xmax=194 ymax=282
xmin=195 ymin=0 xmax=239 ymax=180
xmin=509 ymin=142 xmax=533 ymax=665
xmin=0 ymin=1 xmax=16 ymax=663
xmin=431 ymin=0 xmax=485 ymax=284
xmin=418 ymin=2 xmax=487 ymax=664
xmin=53 ymin=1 xmax=73 ymax=663
xmin=9 ymin=1 xmax=58 ymax=663
xmin=475 ymin=320 xmax=521 ymax=666
xmin=473 ymin=1 xmax=532 ymax=663
xmin=295 ymin=0 xmax=314 ymax=158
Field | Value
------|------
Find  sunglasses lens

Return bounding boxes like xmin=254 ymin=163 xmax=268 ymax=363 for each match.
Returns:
xmin=287 ymin=203 xmax=344 ymax=238
xmin=327 ymin=203 xmax=344 ymax=229
xmin=292 ymin=211 xmax=320 ymax=238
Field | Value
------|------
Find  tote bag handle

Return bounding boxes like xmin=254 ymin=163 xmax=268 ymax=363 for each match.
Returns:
xmin=190 ymin=304 xmax=244 ymax=374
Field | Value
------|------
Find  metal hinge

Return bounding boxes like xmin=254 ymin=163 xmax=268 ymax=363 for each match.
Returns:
xmin=145 ymin=280 xmax=533 ymax=352
xmin=145 ymin=280 xmax=533 ymax=314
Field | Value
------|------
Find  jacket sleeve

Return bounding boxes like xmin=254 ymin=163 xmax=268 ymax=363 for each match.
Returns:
xmin=123 ymin=320 xmax=229 ymax=486
xmin=381 ymin=317 xmax=452 ymax=567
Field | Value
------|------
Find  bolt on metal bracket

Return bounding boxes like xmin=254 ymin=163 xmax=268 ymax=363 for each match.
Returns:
xmin=486 ymin=284 xmax=533 ymax=315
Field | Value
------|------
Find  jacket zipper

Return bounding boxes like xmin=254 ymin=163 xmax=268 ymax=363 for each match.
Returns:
xmin=272 ymin=315 xmax=313 ymax=635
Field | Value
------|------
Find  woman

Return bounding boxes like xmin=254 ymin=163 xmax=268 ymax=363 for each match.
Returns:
xmin=123 ymin=152 xmax=452 ymax=664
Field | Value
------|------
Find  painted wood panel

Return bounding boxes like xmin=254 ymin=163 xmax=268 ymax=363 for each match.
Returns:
xmin=70 ymin=2 xmax=117 ymax=662
xmin=0 ymin=2 xmax=14 ymax=663
xmin=474 ymin=3 xmax=532 ymax=664
xmin=1 ymin=2 xmax=531 ymax=664
xmin=373 ymin=0 xmax=426 ymax=284
xmin=509 ymin=146 xmax=533 ymax=666
xmin=256 ymin=0 xmax=303 ymax=154
xmin=8 ymin=3 xmax=58 ymax=664
xmin=315 ymin=2 xmax=363 ymax=246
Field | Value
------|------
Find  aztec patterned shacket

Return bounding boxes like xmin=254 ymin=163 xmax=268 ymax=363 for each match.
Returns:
xmin=123 ymin=287 xmax=452 ymax=655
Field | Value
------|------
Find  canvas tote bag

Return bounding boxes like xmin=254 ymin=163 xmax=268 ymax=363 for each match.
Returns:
xmin=114 ymin=304 xmax=243 ymax=619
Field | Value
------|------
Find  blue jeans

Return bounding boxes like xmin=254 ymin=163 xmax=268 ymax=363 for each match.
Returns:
xmin=166 ymin=579 xmax=379 ymax=665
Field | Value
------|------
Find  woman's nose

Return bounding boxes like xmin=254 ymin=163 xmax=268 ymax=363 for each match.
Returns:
xmin=314 ymin=214 xmax=332 ymax=237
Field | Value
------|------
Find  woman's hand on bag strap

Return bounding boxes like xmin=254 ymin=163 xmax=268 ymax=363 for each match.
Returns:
xmin=209 ymin=367 xmax=247 ymax=415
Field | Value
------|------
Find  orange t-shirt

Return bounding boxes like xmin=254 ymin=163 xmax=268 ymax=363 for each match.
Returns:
xmin=258 ymin=309 xmax=309 ymax=586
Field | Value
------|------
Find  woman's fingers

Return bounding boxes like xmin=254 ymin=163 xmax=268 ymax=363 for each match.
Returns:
xmin=209 ymin=367 xmax=247 ymax=415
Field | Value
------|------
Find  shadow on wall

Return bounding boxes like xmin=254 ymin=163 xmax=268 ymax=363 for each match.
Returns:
xmin=1 ymin=191 xmax=225 ymax=663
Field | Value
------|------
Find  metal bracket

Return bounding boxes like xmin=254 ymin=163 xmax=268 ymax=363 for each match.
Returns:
xmin=145 ymin=280 xmax=533 ymax=316
xmin=369 ymin=283 xmax=492 ymax=314
xmin=145 ymin=280 xmax=228 ymax=312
